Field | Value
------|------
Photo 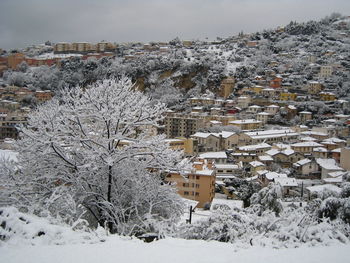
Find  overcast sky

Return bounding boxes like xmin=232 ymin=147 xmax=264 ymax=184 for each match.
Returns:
xmin=0 ymin=0 xmax=349 ymax=50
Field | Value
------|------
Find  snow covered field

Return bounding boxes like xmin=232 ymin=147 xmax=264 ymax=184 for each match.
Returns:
xmin=1 ymin=236 xmax=350 ymax=263
xmin=1 ymin=205 xmax=350 ymax=263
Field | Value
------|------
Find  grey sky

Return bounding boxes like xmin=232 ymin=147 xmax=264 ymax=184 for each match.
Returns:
xmin=0 ymin=0 xmax=349 ymax=50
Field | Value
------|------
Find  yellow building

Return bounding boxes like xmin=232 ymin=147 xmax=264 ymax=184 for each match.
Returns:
xmin=165 ymin=159 xmax=216 ymax=208
xmin=307 ymin=81 xmax=323 ymax=95
xmin=291 ymin=142 xmax=323 ymax=154
xmin=280 ymin=92 xmax=297 ymax=101
xmin=219 ymin=77 xmax=235 ymax=99
xmin=340 ymin=147 xmax=350 ymax=171
xmin=164 ymin=137 xmax=198 ymax=156
xmin=252 ymin=85 xmax=263 ymax=95
xmin=54 ymin=42 xmax=72 ymax=53
xmin=319 ymin=92 xmax=336 ymax=101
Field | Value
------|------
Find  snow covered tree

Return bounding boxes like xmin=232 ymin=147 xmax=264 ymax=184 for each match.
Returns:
xmin=15 ymin=78 xmax=185 ymax=235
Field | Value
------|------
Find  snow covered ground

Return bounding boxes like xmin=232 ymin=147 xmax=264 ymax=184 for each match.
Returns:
xmin=1 ymin=207 xmax=349 ymax=263
xmin=1 ymin=236 xmax=350 ymax=263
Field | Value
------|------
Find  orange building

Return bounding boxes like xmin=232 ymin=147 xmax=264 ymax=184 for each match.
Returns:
xmin=165 ymin=159 xmax=216 ymax=208
xmin=7 ymin=53 xmax=26 ymax=69
xmin=35 ymin=90 xmax=53 ymax=102
xmin=269 ymin=76 xmax=282 ymax=88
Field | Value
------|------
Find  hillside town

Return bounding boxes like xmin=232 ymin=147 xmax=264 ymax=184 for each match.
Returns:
xmin=2 ymin=5 xmax=350 ymax=261
xmin=1 ymin=15 xmax=350 ymax=212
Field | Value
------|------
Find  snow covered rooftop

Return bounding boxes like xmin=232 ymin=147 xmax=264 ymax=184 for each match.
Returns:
xmin=267 ymin=104 xmax=280 ymax=108
xmin=239 ymin=143 xmax=271 ymax=151
xmin=195 ymin=169 xmax=215 ymax=176
xmin=191 ymin=131 xmax=235 ymax=139
xmin=313 ymin=147 xmax=328 ymax=153
xmin=257 ymin=112 xmax=271 ymax=116
xmin=328 ymin=171 xmax=347 ymax=178
xmin=306 ymin=184 xmax=341 ymax=194
xmin=331 ymin=148 xmax=342 ymax=153
xmin=316 ymin=158 xmax=343 ymax=171
xmin=199 ymin=152 xmax=227 ymax=159
xmin=249 ymin=161 xmax=265 ymax=167
xmin=300 ymin=136 xmax=317 ymax=141
xmin=293 ymin=158 xmax=312 ymax=167
xmin=244 ymin=129 xmax=297 ymax=139
xmin=291 ymin=142 xmax=323 ymax=147
xmin=214 ymin=164 xmax=239 ymax=170
xmin=323 ymin=177 xmax=343 ymax=184
xmin=274 ymin=177 xmax=298 ymax=187
xmin=265 ymin=172 xmax=288 ymax=180
xmin=301 ymin=131 xmax=327 ymax=136
xmin=258 ymin=155 xmax=274 ymax=161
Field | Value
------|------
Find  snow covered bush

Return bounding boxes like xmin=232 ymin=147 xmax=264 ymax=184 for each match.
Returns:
xmin=14 ymin=77 xmax=185 ymax=235
xmin=177 ymin=202 xmax=350 ymax=248
xmin=250 ymin=183 xmax=283 ymax=216
xmin=0 ymin=206 xmax=106 ymax=246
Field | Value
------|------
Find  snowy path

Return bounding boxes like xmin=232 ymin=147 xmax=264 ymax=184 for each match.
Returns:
xmin=1 ymin=237 xmax=349 ymax=263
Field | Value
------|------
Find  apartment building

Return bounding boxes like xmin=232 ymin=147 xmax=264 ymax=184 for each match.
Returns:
xmin=164 ymin=115 xmax=206 ymax=138
xmin=307 ymin=81 xmax=324 ymax=94
xmin=165 ymin=159 xmax=216 ymax=208
xmin=0 ymin=111 xmax=28 ymax=140
xmin=219 ymin=77 xmax=235 ymax=99
xmin=319 ymin=66 xmax=333 ymax=78
xmin=35 ymin=90 xmax=53 ymax=103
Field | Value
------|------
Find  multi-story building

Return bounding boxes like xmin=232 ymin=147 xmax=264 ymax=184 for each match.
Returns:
xmin=319 ymin=92 xmax=336 ymax=101
xmin=219 ymin=77 xmax=235 ymax=99
xmin=35 ymin=90 xmax=53 ymax=103
xmin=280 ymin=92 xmax=297 ymax=101
xmin=0 ymin=111 xmax=28 ymax=140
xmin=54 ymin=42 xmax=72 ymax=53
xmin=165 ymin=159 xmax=216 ymax=208
xmin=236 ymin=96 xmax=251 ymax=109
xmin=307 ymin=81 xmax=323 ymax=94
xmin=340 ymin=147 xmax=350 ymax=171
xmin=319 ymin=66 xmax=333 ymax=78
xmin=256 ymin=112 xmax=271 ymax=124
xmin=164 ymin=114 xmax=206 ymax=138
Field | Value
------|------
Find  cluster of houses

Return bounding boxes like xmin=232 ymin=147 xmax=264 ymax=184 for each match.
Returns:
xmin=162 ymin=75 xmax=350 ymax=208
xmin=0 ymin=85 xmax=52 ymax=142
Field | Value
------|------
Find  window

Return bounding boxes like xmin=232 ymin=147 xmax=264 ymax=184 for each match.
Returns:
xmin=195 ymin=184 xmax=200 ymax=188
xmin=195 ymin=192 xmax=199 ymax=196
xmin=184 ymin=191 xmax=189 ymax=195
xmin=196 ymin=176 xmax=200 ymax=180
